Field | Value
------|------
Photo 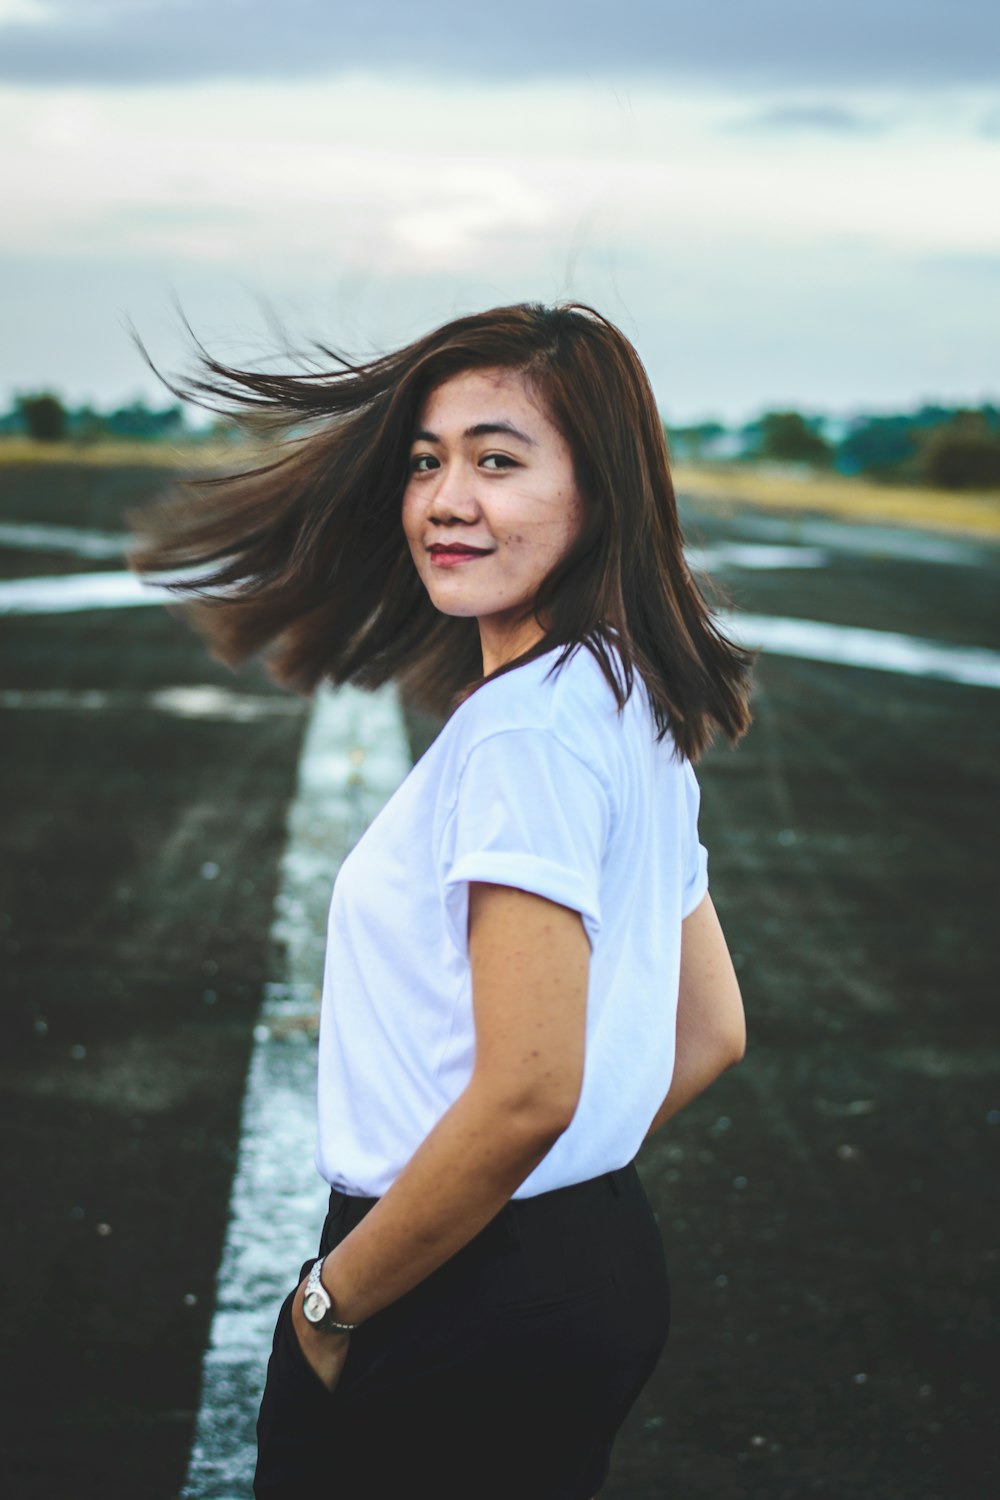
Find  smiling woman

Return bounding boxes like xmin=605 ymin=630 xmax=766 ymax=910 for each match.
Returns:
xmin=125 ymin=301 xmax=756 ymax=1499
xmin=403 ymin=366 xmax=587 ymax=674
xmin=124 ymin=302 xmax=753 ymax=758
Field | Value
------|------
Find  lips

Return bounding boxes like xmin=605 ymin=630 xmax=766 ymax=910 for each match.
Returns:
xmin=428 ymin=544 xmax=491 ymax=555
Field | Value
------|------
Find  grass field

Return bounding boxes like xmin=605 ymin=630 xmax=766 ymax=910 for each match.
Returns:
xmin=0 ymin=438 xmax=245 ymax=469
xmin=3 ymin=437 xmax=998 ymax=541
xmin=671 ymin=463 xmax=1000 ymax=541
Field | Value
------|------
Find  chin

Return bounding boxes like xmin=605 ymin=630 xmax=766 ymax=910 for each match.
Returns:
xmin=429 ymin=597 xmax=482 ymax=620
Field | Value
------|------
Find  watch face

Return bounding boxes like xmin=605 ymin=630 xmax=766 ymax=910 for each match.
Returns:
xmin=303 ymin=1291 xmax=326 ymax=1324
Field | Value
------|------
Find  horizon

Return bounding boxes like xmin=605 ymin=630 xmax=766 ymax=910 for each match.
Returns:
xmin=1 ymin=1 xmax=997 ymax=425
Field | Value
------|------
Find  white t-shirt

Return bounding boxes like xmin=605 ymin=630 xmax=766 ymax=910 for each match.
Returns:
xmin=314 ymin=635 xmax=710 ymax=1199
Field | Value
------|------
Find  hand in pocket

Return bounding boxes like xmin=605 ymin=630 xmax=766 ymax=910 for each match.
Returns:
xmin=288 ymin=1266 xmax=353 ymax=1397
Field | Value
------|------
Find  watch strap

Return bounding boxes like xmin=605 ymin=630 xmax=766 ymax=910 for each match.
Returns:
xmin=303 ymin=1255 xmax=361 ymax=1335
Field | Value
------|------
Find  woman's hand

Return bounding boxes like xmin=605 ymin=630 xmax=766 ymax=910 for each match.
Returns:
xmin=290 ymin=1275 xmax=353 ymax=1395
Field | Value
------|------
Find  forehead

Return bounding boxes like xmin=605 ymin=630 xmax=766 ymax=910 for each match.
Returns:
xmin=416 ymin=366 xmax=553 ymax=432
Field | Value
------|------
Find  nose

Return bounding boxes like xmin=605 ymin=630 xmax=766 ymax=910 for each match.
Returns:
xmin=427 ymin=458 xmax=481 ymax=523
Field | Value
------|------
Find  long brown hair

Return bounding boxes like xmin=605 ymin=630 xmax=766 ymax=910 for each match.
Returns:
xmin=125 ymin=302 xmax=757 ymax=762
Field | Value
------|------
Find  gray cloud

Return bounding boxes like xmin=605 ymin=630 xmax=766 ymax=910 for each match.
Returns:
xmin=722 ymin=102 xmax=893 ymax=135
xmin=1 ymin=0 xmax=998 ymax=89
xmin=919 ymin=250 xmax=1000 ymax=276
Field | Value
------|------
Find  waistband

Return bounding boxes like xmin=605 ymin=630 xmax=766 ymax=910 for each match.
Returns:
xmin=325 ymin=1160 xmax=637 ymax=1251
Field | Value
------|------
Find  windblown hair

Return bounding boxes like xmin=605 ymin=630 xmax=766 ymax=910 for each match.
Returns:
xmin=126 ymin=301 xmax=757 ymax=762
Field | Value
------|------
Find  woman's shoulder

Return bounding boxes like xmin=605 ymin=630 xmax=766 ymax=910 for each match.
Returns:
xmin=447 ymin=635 xmax=635 ymax=776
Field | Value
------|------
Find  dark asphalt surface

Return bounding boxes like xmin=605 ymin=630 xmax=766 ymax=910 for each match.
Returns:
xmin=1 ymin=463 xmax=998 ymax=1499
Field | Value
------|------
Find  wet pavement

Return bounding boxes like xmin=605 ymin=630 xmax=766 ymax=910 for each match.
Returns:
xmin=1 ymin=461 xmax=998 ymax=1498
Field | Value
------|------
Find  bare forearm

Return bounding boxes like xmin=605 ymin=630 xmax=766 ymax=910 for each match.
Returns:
xmin=320 ymin=1084 xmax=561 ymax=1327
xmin=644 ymin=1033 xmax=743 ymax=1140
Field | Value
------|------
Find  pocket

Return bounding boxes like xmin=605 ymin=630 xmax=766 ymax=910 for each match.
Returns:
xmin=278 ymin=1285 xmax=348 ymax=1402
xmin=499 ymin=1274 xmax=616 ymax=1323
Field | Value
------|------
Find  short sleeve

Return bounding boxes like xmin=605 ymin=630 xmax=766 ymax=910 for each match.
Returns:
xmin=681 ymin=759 xmax=710 ymax=918
xmin=440 ymin=728 xmax=613 ymax=958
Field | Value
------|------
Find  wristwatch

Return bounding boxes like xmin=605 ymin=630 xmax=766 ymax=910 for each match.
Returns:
xmin=302 ymin=1255 xmax=362 ymax=1336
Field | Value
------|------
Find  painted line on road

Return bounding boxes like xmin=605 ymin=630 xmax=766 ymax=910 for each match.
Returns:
xmin=0 ymin=521 xmax=131 ymax=558
xmin=181 ymin=680 xmax=410 ymax=1500
xmin=0 ymin=570 xmax=173 ymax=612
xmin=2 ymin=570 xmax=998 ymax=691
xmin=0 ymin=686 xmax=304 ymax=721
xmin=723 ymin=513 xmax=990 ymax=567
xmin=720 ymin=610 xmax=1000 ymax=690
xmin=0 ymin=544 xmax=821 ymax=615
xmin=0 ymin=522 xmax=830 ymax=575
xmin=687 ymin=543 xmax=829 ymax=571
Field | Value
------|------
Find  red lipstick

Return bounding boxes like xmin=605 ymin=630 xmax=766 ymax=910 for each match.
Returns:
xmin=428 ymin=543 xmax=492 ymax=567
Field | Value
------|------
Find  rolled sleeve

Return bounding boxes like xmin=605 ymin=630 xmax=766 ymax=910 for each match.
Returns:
xmin=439 ymin=728 xmax=613 ymax=959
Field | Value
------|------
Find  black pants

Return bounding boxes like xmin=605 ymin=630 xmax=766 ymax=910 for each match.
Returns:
xmin=255 ymin=1159 xmax=670 ymax=1500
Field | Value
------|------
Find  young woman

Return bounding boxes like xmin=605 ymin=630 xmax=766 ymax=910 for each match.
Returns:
xmin=127 ymin=301 xmax=755 ymax=1499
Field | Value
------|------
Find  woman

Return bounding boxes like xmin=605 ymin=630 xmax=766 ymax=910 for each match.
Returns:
xmin=127 ymin=301 xmax=755 ymax=1499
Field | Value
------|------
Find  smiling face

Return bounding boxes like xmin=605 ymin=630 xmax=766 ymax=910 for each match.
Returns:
xmin=401 ymin=366 xmax=586 ymax=676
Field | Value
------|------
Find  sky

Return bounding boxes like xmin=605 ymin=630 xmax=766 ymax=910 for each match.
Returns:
xmin=1 ymin=0 xmax=998 ymax=425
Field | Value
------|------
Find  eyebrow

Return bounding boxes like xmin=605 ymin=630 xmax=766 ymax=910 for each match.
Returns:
xmin=412 ymin=421 xmax=537 ymax=448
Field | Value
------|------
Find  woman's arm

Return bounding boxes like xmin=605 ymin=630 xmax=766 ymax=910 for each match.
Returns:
xmin=292 ymin=880 xmax=590 ymax=1387
xmin=643 ymin=891 xmax=746 ymax=1139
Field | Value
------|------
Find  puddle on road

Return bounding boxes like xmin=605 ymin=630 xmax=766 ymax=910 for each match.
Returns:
xmin=718 ymin=512 xmax=992 ymax=567
xmin=4 ymin=569 xmax=998 ymax=692
xmin=0 ymin=570 xmax=171 ymax=612
xmin=150 ymin=687 xmax=303 ymax=721
xmin=720 ymin=610 xmax=1000 ymax=690
xmin=687 ymin=543 xmax=829 ymax=571
xmin=0 ymin=521 xmax=131 ymax=558
xmin=0 ymin=686 xmax=305 ymax=720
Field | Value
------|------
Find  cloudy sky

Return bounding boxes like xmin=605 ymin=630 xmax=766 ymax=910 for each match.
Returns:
xmin=1 ymin=0 xmax=997 ymax=423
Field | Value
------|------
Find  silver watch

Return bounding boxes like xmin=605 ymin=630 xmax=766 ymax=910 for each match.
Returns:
xmin=302 ymin=1255 xmax=361 ymax=1335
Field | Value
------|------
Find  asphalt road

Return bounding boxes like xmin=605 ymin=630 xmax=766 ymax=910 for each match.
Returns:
xmin=1 ymin=462 xmax=997 ymax=1499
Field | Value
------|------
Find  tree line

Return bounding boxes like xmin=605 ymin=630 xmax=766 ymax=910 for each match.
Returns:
xmin=3 ymin=389 xmax=999 ymax=492
xmin=0 ymin=393 xmax=237 ymax=444
xmin=666 ymin=404 xmax=1000 ymax=491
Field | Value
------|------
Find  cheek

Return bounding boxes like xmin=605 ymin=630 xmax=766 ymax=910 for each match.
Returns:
xmin=547 ymin=495 xmax=585 ymax=552
xmin=400 ymin=492 xmax=420 ymax=544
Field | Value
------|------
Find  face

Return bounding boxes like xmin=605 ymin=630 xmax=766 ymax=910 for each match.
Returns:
xmin=401 ymin=366 xmax=585 ymax=675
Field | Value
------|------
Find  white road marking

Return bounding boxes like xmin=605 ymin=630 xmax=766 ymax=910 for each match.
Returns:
xmin=0 ymin=521 xmax=131 ymax=557
xmin=0 ymin=523 xmax=824 ymax=573
xmin=0 ymin=570 xmax=173 ymax=612
xmin=0 ymin=541 xmax=829 ymax=618
xmin=719 ymin=610 xmax=1000 ymax=690
xmin=0 ymin=689 xmax=115 ymax=711
xmin=151 ymin=687 xmax=304 ymax=720
xmin=181 ymin=680 xmax=411 ymax=1500
xmin=720 ymin=512 xmax=990 ymax=566
xmin=0 ymin=687 xmax=304 ymax=719
xmin=687 ymin=543 xmax=829 ymax=570
xmin=3 ymin=570 xmax=997 ymax=690
xmin=0 ymin=514 xmax=990 ymax=570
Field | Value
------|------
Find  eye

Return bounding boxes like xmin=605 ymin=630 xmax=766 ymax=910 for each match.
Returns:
xmin=481 ymin=453 xmax=518 ymax=470
xmin=409 ymin=453 xmax=439 ymax=474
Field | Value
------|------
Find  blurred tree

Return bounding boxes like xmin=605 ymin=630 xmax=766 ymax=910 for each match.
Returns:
xmin=918 ymin=411 xmax=1000 ymax=490
xmin=71 ymin=404 xmax=108 ymax=443
xmin=836 ymin=416 xmax=917 ymax=477
xmin=758 ymin=411 xmax=833 ymax=467
xmin=16 ymin=391 xmax=67 ymax=442
xmin=664 ymin=420 xmax=728 ymax=461
xmin=105 ymin=400 xmax=186 ymax=438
